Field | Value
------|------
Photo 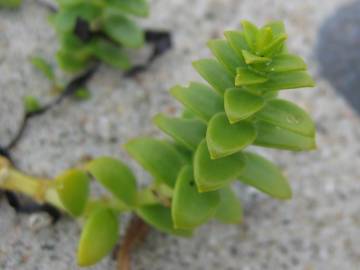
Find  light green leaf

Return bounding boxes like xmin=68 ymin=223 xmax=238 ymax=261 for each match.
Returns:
xmin=23 ymin=96 xmax=41 ymax=114
xmin=170 ymin=82 xmax=224 ymax=122
xmin=56 ymin=169 xmax=90 ymax=217
xmin=30 ymin=56 xmax=55 ymax=82
xmin=224 ymin=30 xmax=250 ymax=56
xmin=125 ymin=138 xmax=186 ymax=187
xmin=242 ymin=50 xmax=271 ymax=64
xmin=265 ymin=20 xmax=286 ymax=37
xmin=248 ymin=71 xmax=315 ymax=92
xmin=193 ymin=59 xmax=234 ymax=95
xmin=153 ymin=114 xmax=206 ymax=151
xmin=255 ymin=26 xmax=273 ymax=52
xmin=235 ymin=67 xmax=268 ymax=87
xmin=224 ymin=88 xmax=265 ymax=123
xmin=214 ymin=186 xmax=243 ymax=224
xmin=254 ymin=120 xmax=316 ymax=151
xmin=268 ymin=54 xmax=306 ymax=73
xmin=172 ymin=166 xmax=220 ymax=229
xmin=208 ymin=39 xmax=246 ymax=74
xmin=239 ymin=152 xmax=292 ymax=199
xmin=0 ymin=0 xmax=22 ymax=8
xmin=194 ymin=140 xmax=246 ymax=192
xmin=106 ymin=0 xmax=149 ymax=17
xmin=241 ymin=20 xmax=258 ymax=50
xmin=86 ymin=157 xmax=137 ymax=206
xmin=103 ymin=13 xmax=144 ymax=48
xmin=77 ymin=208 xmax=118 ymax=266
xmin=206 ymin=112 xmax=256 ymax=159
xmin=137 ymin=204 xmax=192 ymax=236
xmin=255 ymin=99 xmax=315 ymax=137
xmin=56 ymin=50 xmax=91 ymax=72
xmin=90 ymin=38 xmax=131 ymax=70
xmin=260 ymin=33 xmax=288 ymax=56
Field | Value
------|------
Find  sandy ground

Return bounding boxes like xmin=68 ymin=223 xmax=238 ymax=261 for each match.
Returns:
xmin=1 ymin=0 xmax=360 ymax=269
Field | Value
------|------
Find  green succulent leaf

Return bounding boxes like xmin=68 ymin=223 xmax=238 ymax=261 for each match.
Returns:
xmin=23 ymin=96 xmax=41 ymax=114
xmin=206 ymin=112 xmax=256 ymax=159
xmin=194 ymin=140 xmax=246 ymax=192
xmin=241 ymin=50 xmax=270 ymax=64
xmin=106 ymin=0 xmax=149 ymax=17
xmin=170 ymin=82 xmax=224 ymax=122
xmin=241 ymin=20 xmax=258 ymax=50
xmin=56 ymin=169 xmax=90 ymax=217
xmin=153 ymin=114 xmax=206 ymax=151
xmin=255 ymin=99 xmax=315 ymax=137
xmin=268 ymin=54 xmax=306 ymax=73
xmin=56 ymin=50 xmax=91 ymax=72
xmin=224 ymin=30 xmax=250 ymax=56
xmin=137 ymin=204 xmax=192 ymax=236
xmin=172 ymin=166 xmax=220 ymax=229
xmin=214 ymin=186 xmax=243 ymax=224
xmin=125 ymin=138 xmax=186 ymax=188
xmin=255 ymin=26 xmax=273 ymax=52
xmin=208 ymin=39 xmax=246 ymax=74
xmin=87 ymin=157 xmax=137 ymax=206
xmin=239 ymin=152 xmax=292 ymax=199
xmin=103 ymin=13 xmax=144 ymax=48
xmin=90 ymin=38 xmax=131 ymax=70
xmin=77 ymin=207 xmax=118 ymax=267
xmin=254 ymin=120 xmax=316 ymax=151
xmin=30 ymin=56 xmax=55 ymax=82
xmin=193 ymin=59 xmax=234 ymax=95
xmin=260 ymin=33 xmax=288 ymax=56
xmin=235 ymin=67 xmax=268 ymax=87
xmin=224 ymin=88 xmax=265 ymax=123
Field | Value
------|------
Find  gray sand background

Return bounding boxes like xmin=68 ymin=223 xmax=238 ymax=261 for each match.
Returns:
xmin=1 ymin=0 xmax=360 ymax=269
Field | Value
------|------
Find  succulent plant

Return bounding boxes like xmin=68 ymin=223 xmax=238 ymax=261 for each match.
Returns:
xmin=0 ymin=20 xmax=316 ymax=268
xmin=51 ymin=0 xmax=149 ymax=72
xmin=0 ymin=0 xmax=22 ymax=8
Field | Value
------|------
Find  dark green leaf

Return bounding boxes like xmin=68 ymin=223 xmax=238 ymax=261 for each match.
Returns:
xmin=125 ymin=138 xmax=186 ymax=187
xmin=103 ymin=13 xmax=144 ymax=48
xmin=255 ymin=99 xmax=315 ymax=137
xmin=56 ymin=50 xmax=90 ymax=72
xmin=77 ymin=208 xmax=118 ymax=266
xmin=254 ymin=120 xmax=316 ymax=151
xmin=224 ymin=88 xmax=265 ymax=123
xmin=56 ymin=169 xmax=90 ymax=216
xmin=90 ymin=38 xmax=131 ymax=70
xmin=87 ymin=157 xmax=137 ymax=206
xmin=194 ymin=140 xmax=246 ymax=192
xmin=214 ymin=186 xmax=243 ymax=224
xmin=106 ymin=0 xmax=149 ymax=17
xmin=172 ymin=166 xmax=220 ymax=229
xmin=170 ymin=82 xmax=224 ymax=122
xmin=137 ymin=204 xmax=192 ymax=236
xmin=193 ymin=59 xmax=234 ymax=95
xmin=153 ymin=114 xmax=206 ymax=151
xmin=239 ymin=152 xmax=292 ymax=199
xmin=206 ymin=112 xmax=256 ymax=158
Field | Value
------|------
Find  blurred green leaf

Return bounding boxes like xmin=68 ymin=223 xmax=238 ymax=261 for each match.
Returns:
xmin=193 ymin=59 xmax=234 ymax=95
xmin=77 ymin=207 xmax=118 ymax=266
xmin=194 ymin=140 xmax=245 ymax=192
xmin=153 ymin=114 xmax=206 ymax=151
xmin=56 ymin=169 xmax=90 ymax=217
xmin=255 ymin=26 xmax=273 ymax=52
xmin=268 ymin=54 xmax=306 ymax=73
xmin=241 ymin=50 xmax=270 ymax=64
xmin=239 ymin=152 xmax=292 ymax=199
xmin=87 ymin=157 xmax=137 ymax=206
xmin=241 ymin=20 xmax=258 ymax=51
xmin=56 ymin=50 xmax=91 ymax=72
xmin=137 ymin=204 xmax=192 ymax=236
xmin=125 ymin=138 xmax=186 ymax=187
xmin=23 ymin=96 xmax=41 ymax=114
xmin=214 ymin=186 xmax=243 ymax=224
xmin=224 ymin=30 xmax=250 ymax=56
xmin=90 ymin=38 xmax=131 ymax=70
xmin=103 ymin=13 xmax=144 ymax=48
xmin=254 ymin=120 xmax=316 ymax=151
xmin=206 ymin=112 xmax=256 ymax=159
xmin=224 ymin=88 xmax=265 ymax=123
xmin=208 ymin=39 xmax=246 ymax=74
xmin=0 ymin=0 xmax=22 ymax=8
xmin=172 ymin=166 xmax=220 ymax=229
xmin=255 ymin=99 xmax=315 ymax=137
xmin=261 ymin=33 xmax=287 ymax=56
xmin=235 ymin=67 xmax=268 ymax=87
xmin=74 ymin=87 xmax=91 ymax=100
xmin=170 ymin=82 xmax=224 ymax=122
xmin=30 ymin=56 xmax=55 ymax=82
xmin=106 ymin=0 xmax=149 ymax=17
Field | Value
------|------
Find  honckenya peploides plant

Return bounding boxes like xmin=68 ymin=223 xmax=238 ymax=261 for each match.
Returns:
xmin=0 ymin=20 xmax=316 ymax=269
